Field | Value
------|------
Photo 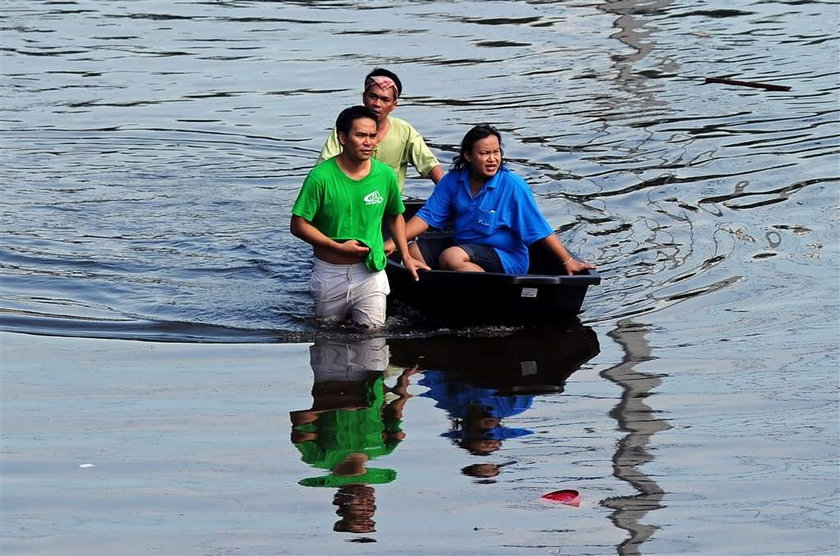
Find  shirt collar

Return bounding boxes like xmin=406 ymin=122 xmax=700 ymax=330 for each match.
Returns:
xmin=459 ymin=165 xmax=505 ymax=191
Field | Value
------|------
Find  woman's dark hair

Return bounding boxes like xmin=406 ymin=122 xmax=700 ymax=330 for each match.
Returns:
xmin=451 ymin=125 xmax=503 ymax=170
xmin=365 ymin=67 xmax=403 ymax=97
xmin=335 ymin=105 xmax=378 ymax=136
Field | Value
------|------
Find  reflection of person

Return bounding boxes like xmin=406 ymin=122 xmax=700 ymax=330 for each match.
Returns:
xmin=317 ymin=68 xmax=444 ymax=189
xmin=290 ymin=338 xmax=418 ymax=533
xmin=333 ymin=484 xmax=377 ymax=533
xmin=386 ymin=125 xmax=596 ymax=275
xmin=462 ymin=461 xmax=515 ymax=479
xmin=462 ymin=463 xmax=501 ymax=478
xmin=291 ymin=105 xmax=420 ymax=328
xmin=418 ymin=369 xmax=534 ymax=456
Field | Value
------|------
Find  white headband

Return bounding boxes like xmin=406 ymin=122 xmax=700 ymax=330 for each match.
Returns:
xmin=364 ymin=75 xmax=399 ymax=99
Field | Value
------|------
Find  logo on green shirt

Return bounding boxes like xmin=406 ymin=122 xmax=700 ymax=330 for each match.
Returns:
xmin=363 ymin=191 xmax=384 ymax=206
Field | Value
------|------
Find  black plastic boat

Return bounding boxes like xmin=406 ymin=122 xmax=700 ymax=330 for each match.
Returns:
xmin=385 ymin=200 xmax=601 ymax=325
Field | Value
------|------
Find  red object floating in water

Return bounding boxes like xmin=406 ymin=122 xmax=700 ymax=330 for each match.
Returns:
xmin=541 ymin=489 xmax=581 ymax=507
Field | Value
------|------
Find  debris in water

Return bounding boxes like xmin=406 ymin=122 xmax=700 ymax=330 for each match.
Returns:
xmin=705 ymin=76 xmax=791 ymax=91
xmin=541 ymin=489 xmax=581 ymax=507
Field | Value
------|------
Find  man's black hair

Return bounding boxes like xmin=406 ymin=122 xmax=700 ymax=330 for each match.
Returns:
xmin=452 ymin=124 xmax=503 ymax=170
xmin=335 ymin=105 xmax=378 ymax=136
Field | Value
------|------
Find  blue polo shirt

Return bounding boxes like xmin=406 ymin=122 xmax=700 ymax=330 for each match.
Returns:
xmin=416 ymin=166 xmax=553 ymax=274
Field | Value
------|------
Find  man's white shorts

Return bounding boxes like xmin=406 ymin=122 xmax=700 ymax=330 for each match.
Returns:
xmin=309 ymin=337 xmax=390 ymax=382
xmin=310 ymin=258 xmax=390 ymax=328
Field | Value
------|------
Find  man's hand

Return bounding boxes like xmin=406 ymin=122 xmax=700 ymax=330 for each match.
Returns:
xmin=408 ymin=255 xmax=430 ymax=272
xmin=402 ymin=254 xmax=427 ymax=281
xmin=337 ymin=240 xmax=370 ymax=256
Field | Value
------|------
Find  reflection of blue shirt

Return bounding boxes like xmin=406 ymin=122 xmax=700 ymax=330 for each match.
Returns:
xmin=419 ymin=370 xmax=534 ymax=439
xmin=440 ymin=426 xmax=532 ymax=441
xmin=416 ymin=166 xmax=553 ymax=274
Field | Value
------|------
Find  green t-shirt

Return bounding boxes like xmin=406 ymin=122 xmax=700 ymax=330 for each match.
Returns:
xmin=292 ymin=157 xmax=404 ymax=272
xmin=317 ymin=116 xmax=440 ymax=189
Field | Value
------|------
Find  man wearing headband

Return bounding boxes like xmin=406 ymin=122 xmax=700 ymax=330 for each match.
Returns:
xmin=318 ymin=68 xmax=444 ymax=189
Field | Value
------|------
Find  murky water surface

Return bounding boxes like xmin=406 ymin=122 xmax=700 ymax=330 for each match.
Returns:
xmin=2 ymin=1 xmax=838 ymax=554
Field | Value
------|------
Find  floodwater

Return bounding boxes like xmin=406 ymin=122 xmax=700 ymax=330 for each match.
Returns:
xmin=1 ymin=1 xmax=838 ymax=554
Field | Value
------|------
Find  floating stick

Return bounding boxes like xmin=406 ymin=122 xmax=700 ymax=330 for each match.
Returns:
xmin=705 ymin=76 xmax=791 ymax=91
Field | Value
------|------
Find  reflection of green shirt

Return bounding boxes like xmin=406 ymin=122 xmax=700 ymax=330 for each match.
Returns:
xmin=292 ymin=158 xmax=403 ymax=271
xmin=293 ymin=375 xmax=403 ymax=472
xmin=318 ymin=116 xmax=440 ymax=189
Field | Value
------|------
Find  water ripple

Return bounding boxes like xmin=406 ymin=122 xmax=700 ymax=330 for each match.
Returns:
xmin=1 ymin=0 xmax=837 ymax=341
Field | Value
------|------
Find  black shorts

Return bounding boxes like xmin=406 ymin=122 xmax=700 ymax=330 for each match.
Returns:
xmin=416 ymin=238 xmax=504 ymax=273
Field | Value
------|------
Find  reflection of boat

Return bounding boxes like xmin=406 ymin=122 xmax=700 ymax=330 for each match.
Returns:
xmin=388 ymin=326 xmax=600 ymax=395
xmin=386 ymin=201 xmax=601 ymax=325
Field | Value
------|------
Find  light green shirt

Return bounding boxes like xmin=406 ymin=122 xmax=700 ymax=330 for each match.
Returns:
xmin=292 ymin=157 xmax=404 ymax=272
xmin=318 ymin=116 xmax=440 ymax=189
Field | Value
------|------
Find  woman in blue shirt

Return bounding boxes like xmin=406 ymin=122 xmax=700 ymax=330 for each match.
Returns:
xmin=393 ymin=124 xmax=596 ymax=275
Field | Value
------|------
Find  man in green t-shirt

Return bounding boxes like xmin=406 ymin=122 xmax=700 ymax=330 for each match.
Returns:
xmin=317 ymin=68 xmax=444 ymax=190
xmin=291 ymin=105 xmax=424 ymax=328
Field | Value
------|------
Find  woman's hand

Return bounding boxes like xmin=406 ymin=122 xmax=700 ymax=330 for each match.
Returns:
xmin=383 ymin=238 xmax=396 ymax=254
xmin=564 ymin=257 xmax=596 ymax=275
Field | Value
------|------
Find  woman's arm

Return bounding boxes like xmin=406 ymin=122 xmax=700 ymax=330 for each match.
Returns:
xmin=384 ymin=215 xmax=431 ymax=254
xmin=537 ymin=233 xmax=596 ymax=276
